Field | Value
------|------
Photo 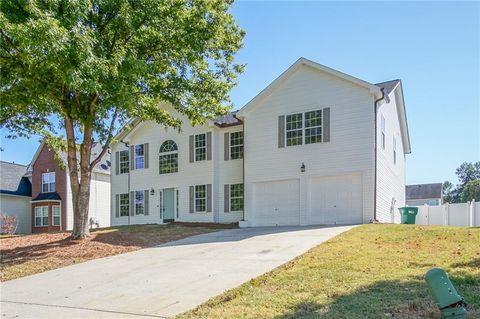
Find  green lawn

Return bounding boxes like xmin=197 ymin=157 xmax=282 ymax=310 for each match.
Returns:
xmin=179 ymin=224 xmax=480 ymax=319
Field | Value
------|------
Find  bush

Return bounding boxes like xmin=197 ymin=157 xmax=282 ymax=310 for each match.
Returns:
xmin=0 ymin=214 xmax=18 ymax=234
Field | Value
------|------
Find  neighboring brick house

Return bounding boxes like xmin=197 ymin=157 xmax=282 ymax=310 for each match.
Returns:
xmin=26 ymin=142 xmax=111 ymax=233
xmin=0 ymin=161 xmax=32 ymax=233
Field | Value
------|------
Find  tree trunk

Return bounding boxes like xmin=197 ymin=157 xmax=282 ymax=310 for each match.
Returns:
xmin=64 ymin=115 xmax=94 ymax=239
xmin=71 ymin=171 xmax=92 ymax=239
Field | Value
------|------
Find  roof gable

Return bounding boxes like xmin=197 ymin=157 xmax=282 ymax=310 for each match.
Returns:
xmin=0 ymin=161 xmax=32 ymax=197
xmin=406 ymin=183 xmax=443 ymax=200
xmin=237 ymin=57 xmax=382 ymax=117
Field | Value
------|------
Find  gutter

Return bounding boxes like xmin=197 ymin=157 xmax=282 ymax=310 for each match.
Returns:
xmin=373 ymin=88 xmax=386 ymax=222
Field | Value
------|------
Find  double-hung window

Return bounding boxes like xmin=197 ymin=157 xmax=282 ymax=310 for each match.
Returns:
xmin=41 ymin=172 xmax=55 ymax=193
xmin=230 ymin=132 xmax=243 ymax=160
xmin=381 ymin=114 xmax=386 ymax=150
xmin=286 ymin=113 xmax=303 ymax=146
xmin=159 ymin=140 xmax=178 ymax=174
xmin=304 ymin=110 xmax=322 ymax=144
xmin=194 ymin=185 xmax=206 ymax=212
xmin=135 ymin=145 xmax=145 ymax=169
xmin=286 ymin=109 xmax=323 ymax=146
xmin=35 ymin=206 xmax=49 ymax=226
xmin=195 ymin=134 xmax=206 ymax=161
xmin=119 ymin=150 xmax=129 ymax=174
xmin=135 ymin=191 xmax=145 ymax=215
xmin=230 ymin=184 xmax=244 ymax=211
xmin=119 ymin=193 xmax=130 ymax=216
xmin=53 ymin=206 xmax=61 ymax=226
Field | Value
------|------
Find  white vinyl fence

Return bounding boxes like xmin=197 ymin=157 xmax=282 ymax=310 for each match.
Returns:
xmin=414 ymin=200 xmax=480 ymax=227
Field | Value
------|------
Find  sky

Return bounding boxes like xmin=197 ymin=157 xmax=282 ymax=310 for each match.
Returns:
xmin=0 ymin=1 xmax=479 ymax=186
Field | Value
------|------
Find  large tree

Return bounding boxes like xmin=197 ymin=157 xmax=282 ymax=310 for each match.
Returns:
xmin=443 ymin=162 xmax=480 ymax=203
xmin=1 ymin=0 xmax=244 ymax=238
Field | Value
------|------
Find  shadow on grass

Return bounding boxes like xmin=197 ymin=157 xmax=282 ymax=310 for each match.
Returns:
xmin=275 ymin=278 xmax=479 ymax=319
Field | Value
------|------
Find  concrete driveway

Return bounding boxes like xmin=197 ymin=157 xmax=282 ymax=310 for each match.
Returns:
xmin=1 ymin=225 xmax=356 ymax=319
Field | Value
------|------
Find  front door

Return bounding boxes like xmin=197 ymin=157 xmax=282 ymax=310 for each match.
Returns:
xmin=162 ymin=188 xmax=175 ymax=222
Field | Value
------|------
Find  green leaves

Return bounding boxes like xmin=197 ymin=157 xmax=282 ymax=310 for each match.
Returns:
xmin=1 ymin=0 xmax=245 ymax=141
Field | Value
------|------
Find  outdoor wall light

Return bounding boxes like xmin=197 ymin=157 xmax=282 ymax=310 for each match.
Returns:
xmin=301 ymin=163 xmax=306 ymax=173
xmin=150 ymin=188 xmax=155 ymax=195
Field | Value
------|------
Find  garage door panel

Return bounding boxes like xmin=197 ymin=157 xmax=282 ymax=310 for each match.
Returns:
xmin=254 ymin=179 xmax=300 ymax=226
xmin=310 ymin=174 xmax=362 ymax=225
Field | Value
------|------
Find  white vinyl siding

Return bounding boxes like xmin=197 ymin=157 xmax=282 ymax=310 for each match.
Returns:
xmin=244 ymin=64 xmax=376 ymax=225
xmin=35 ymin=206 xmax=49 ymax=226
xmin=41 ymin=172 xmax=55 ymax=193
xmin=376 ymin=87 xmax=406 ymax=223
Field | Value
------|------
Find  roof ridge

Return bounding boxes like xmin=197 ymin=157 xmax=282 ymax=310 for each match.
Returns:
xmin=0 ymin=160 xmax=28 ymax=167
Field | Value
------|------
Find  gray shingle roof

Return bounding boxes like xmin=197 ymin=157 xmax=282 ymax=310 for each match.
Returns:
xmin=32 ymin=192 xmax=61 ymax=202
xmin=375 ymin=80 xmax=401 ymax=95
xmin=213 ymin=112 xmax=242 ymax=127
xmin=27 ymin=142 xmax=111 ymax=175
xmin=406 ymin=183 xmax=443 ymax=200
xmin=0 ymin=161 xmax=32 ymax=197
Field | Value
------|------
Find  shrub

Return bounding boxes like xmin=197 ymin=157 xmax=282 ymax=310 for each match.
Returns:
xmin=0 ymin=214 xmax=18 ymax=234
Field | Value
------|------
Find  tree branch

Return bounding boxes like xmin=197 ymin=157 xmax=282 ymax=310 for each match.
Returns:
xmin=89 ymin=108 xmax=118 ymax=171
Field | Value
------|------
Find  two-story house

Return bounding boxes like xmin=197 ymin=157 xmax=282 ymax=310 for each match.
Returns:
xmin=110 ymin=58 xmax=410 ymax=227
xmin=27 ymin=142 xmax=111 ymax=233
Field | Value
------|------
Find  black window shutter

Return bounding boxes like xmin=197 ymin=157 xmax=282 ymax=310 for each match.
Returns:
xmin=144 ymin=143 xmax=149 ymax=169
xmin=278 ymin=115 xmax=285 ymax=148
xmin=207 ymin=132 xmax=212 ymax=161
xmin=189 ymin=136 xmax=194 ymax=163
xmin=224 ymin=132 xmax=230 ymax=161
xmin=115 ymin=152 xmax=119 ymax=175
xmin=323 ymin=108 xmax=330 ymax=142
xmin=189 ymin=186 xmax=194 ymax=213
xmin=115 ymin=194 xmax=119 ymax=217
xmin=144 ymin=190 xmax=149 ymax=215
xmin=224 ymin=184 xmax=230 ymax=213
xmin=206 ymin=184 xmax=212 ymax=212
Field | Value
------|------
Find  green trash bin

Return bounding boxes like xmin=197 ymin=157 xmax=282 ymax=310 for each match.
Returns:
xmin=399 ymin=207 xmax=418 ymax=224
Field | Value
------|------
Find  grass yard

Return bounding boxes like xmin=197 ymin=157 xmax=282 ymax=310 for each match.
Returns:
xmin=0 ymin=223 xmax=234 ymax=282
xmin=179 ymin=224 xmax=480 ymax=319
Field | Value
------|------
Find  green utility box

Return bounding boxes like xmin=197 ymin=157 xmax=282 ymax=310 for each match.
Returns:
xmin=398 ymin=207 xmax=418 ymax=224
xmin=425 ymin=268 xmax=467 ymax=318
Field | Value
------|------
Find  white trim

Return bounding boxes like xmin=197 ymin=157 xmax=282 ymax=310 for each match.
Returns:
xmin=34 ymin=206 xmax=49 ymax=227
xmin=284 ymin=108 xmax=324 ymax=147
xmin=52 ymin=204 xmax=61 ymax=226
xmin=193 ymin=133 xmax=207 ymax=162
xmin=30 ymin=199 xmax=61 ymax=203
xmin=0 ymin=193 xmax=31 ymax=199
xmin=194 ymin=184 xmax=207 ymax=213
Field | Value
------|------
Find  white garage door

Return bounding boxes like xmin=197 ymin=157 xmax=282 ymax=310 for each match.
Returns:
xmin=309 ymin=174 xmax=362 ymax=225
xmin=254 ymin=179 xmax=300 ymax=226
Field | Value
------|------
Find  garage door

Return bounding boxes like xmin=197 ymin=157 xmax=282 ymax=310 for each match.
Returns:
xmin=309 ymin=174 xmax=362 ymax=225
xmin=253 ymin=179 xmax=300 ymax=226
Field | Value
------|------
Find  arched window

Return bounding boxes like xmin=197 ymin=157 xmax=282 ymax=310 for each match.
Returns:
xmin=159 ymin=140 xmax=178 ymax=174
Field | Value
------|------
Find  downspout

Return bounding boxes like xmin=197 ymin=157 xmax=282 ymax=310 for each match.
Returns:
xmin=233 ymin=113 xmax=246 ymax=222
xmin=373 ymin=88 xmax=386 ymax=222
